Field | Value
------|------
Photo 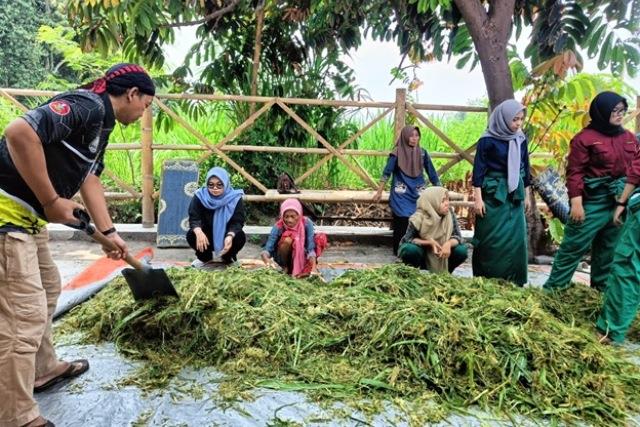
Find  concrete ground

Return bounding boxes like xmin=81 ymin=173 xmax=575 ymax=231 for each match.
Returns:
xmin=49 ymin=238 xmax=400 ymax=283
xmin=48 ymin=225 xmax=588 ymax=288
xmin=47 ymin=222 xmax=400 ymax=281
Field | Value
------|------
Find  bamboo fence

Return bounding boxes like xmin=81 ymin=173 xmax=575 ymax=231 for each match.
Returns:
xmin=1 ymin=88 xmax=638 ymax=228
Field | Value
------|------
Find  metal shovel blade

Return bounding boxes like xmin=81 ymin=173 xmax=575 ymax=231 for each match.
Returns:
xmin=121 ymin=267 xmax=179 ymax=301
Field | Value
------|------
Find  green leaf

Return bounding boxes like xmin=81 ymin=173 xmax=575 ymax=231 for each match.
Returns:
xmin=469 ymin=55 xmax=480 ymax=71
xmin=455 ymin=52 xmax=473 ymax=69
xmin=632 ymin=0 xmax=640 ymax=31
xmin=587 ymin=24 xmax=607 ymax=59
xmin=585 ymin=16 xmax=602 ymax=35
xmin=597 ymin=32 xmax=615 ymax=70
xmin=623 ymin=43 xmax=640 ymax=78
xmin=139 ymin=13 xmax=151 ymax=33
xmin=514 ymin=14 xmax=523 ymax=40
xmin=359 ymin=378 xmax=395 ymax=391
xmin=611 ymin=45 xmax=625 ymax=76
xmin=548 ymin=218 xmax=565 ymax=244
xmin=452 ymin=26 xmax=472 ymax=53
xmin=566 ymin=82 xmax=577 ymax=101
xmin=578 ymin=77 xmax=596 ymax=101
xmin=557 ymin=85 xmax=565 ymax=100
xmin=509 ymin=59 xmax=529 ymax=91
xmin=572 ymin=80 xmax=583 ymax=101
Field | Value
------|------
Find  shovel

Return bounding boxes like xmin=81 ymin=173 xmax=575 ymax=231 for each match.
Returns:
xmin=67 ymin=209 xmax=179 ymax=301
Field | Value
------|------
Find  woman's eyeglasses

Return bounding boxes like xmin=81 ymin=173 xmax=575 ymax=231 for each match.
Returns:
xmin=207 ymin=182 xmax=224 ymax=189
xmin=611 ymin=107 xmax=627 ymax=117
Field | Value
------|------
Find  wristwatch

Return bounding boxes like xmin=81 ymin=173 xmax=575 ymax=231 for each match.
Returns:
xmin=101 ymin=227 xmax=117 ymax=236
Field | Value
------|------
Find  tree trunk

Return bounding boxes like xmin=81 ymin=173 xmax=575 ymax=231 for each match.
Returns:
xmin=526 ymin=190 xmax=553 ymax=262
xmin=473 ymin=42 xmax=514 ymax=110
xmin=454 ymin=0 xmax=547 ymax=258
xmin=453 ymin=0 xmax=515 ymax=110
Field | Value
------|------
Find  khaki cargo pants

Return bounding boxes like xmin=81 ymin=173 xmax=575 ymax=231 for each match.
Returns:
xmin=0 ymin=230 xmax=61 ymax=427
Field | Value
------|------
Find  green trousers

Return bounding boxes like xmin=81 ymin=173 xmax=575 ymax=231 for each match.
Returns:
xmin=544 ymin=177 xmax=625 ymax=292
xmin=472 ymin=172 xmax=528 ymax=286
xmin=399 ymin=242 xmax=468 ymax=273
xmin=596 ymin=194 xmax=640 ymax=343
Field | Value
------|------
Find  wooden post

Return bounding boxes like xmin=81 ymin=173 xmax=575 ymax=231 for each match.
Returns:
xmin=0 ymin=89 xmax=28 ymax=112
xmin=141 ymin=107 xmax=154 ymax=228
xmin=636 ymin=95 xmax=640 ymax=134
xmin=249 ymin=2 xmax=265 ymax=115
xmin=407 ymin=104 xmax=475 ymax=164
xmin=394 ymin=88 xmax=406 ymax=141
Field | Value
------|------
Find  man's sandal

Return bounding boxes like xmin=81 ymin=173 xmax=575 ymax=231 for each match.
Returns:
xmin=21 ymin=416 xmax=55 ymax=427
xmin=34 ymin=359 xmax=89 ymax=393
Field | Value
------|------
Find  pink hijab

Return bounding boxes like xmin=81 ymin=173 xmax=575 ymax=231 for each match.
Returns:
xmin=276 ymin=199 xmax=306 ymax=277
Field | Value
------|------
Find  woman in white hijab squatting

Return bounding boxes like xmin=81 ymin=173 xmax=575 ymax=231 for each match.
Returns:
xmin=471 ymin=99 xmax=532 ymax=286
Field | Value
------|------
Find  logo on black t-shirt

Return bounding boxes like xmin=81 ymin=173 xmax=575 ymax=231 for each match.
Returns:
xmin=48 ymin=101 xmax=71 ymax=116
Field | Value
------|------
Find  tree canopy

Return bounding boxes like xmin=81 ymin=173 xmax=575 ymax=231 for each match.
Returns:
xmin=66 ymin=0 xmax=639 ymax=108
xmin=0 ymin=0 xmax=51 ymax=88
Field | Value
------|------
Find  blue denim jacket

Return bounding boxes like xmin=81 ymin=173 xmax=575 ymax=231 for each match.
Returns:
xmin=381 ymin=150 xmax=441 ymax=217
xmin=263 ymin=217 xmax=316 ymax=259
xmin=381 ymin=149 xmax=440 ymax=185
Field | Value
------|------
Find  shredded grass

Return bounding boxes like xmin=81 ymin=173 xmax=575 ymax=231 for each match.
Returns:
xmin=59 ymin=265 xmax=640 ymax=425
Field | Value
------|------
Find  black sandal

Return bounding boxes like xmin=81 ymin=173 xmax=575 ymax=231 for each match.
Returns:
xmin=21 ymin=417 xmax=55 ymax=427
xmin=34 ymin=359 xmax=90 ymax=393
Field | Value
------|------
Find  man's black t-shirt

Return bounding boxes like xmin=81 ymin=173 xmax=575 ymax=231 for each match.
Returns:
xmin=0 ymin=90 xmax=115 ymax=222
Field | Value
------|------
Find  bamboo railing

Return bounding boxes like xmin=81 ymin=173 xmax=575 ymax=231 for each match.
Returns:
xmin=2 ymin=88 xmax=636 ymax=228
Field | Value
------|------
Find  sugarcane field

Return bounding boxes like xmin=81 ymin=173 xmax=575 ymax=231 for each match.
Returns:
xmin=2 ymin=1 xmax=640 ymax=426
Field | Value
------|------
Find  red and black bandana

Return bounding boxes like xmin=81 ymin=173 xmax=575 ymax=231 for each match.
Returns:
xmin=83 ymin=63 xmax=155 ymax=96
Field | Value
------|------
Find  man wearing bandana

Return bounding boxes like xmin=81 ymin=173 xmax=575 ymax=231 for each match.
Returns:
xmin=0 ymin=64 xmax=155 ymax=427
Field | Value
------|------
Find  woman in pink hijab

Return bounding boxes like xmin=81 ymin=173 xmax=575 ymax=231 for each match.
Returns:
xmin=261 ymin=198 xmax=327 ymax=277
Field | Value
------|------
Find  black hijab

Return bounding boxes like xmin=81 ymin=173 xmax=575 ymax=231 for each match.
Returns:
xmin=586 ymin=91 xmax=628 ymax=136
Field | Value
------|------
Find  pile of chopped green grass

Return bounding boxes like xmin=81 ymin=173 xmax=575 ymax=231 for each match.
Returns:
xmin=59 ymin=265 xmax=640 ymax=425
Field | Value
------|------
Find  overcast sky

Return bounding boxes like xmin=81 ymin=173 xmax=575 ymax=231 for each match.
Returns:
xmin=165 ymin=27 xmax=639 ymax=107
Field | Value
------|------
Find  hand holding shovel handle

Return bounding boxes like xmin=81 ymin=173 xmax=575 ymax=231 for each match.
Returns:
xmin=68 ymin=209 xmax=146 ymax=270
xmin=67 ymin=209 xmax=179 ymax=300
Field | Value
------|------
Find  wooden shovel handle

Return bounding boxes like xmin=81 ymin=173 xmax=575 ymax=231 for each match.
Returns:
xmin=89 ymin=230 xmax=145 ymax=270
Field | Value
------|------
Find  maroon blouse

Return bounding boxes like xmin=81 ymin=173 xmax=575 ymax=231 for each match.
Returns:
xmin=566 ymin=128 xmax=639 ymax=198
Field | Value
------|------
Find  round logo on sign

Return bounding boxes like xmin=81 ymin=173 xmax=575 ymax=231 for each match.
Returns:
xmin=49 ymin=101 xmax=71 ymax=116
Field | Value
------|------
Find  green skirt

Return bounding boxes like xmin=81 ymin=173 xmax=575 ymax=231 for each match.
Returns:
xmin=596 ymin=192 xmax=640 ymax=342
xmin=472 ymin=172 xmax=528 ymax=286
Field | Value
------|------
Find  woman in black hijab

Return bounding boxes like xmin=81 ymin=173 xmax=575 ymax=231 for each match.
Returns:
xmin=544 ymin=91 xmax=638 ymax=292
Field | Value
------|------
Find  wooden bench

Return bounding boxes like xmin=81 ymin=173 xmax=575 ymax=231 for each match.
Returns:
xmin=241 ymin=189 xmax=550 ymax=210
xmin=242 ymin=189 xmax=468 ymax=204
